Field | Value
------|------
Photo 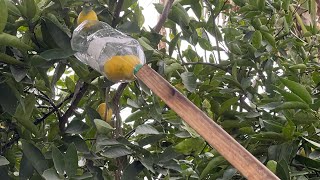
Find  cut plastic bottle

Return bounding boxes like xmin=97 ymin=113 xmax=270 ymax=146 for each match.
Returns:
xmin=71 ymin=20 xmax=145 ymax=82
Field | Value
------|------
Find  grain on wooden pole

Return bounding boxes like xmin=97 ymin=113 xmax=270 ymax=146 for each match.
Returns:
xmin=135 ymin=65 xmax=279 ymax=180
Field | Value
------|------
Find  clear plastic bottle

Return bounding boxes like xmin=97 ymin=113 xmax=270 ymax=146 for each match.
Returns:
xmin=71 ymin=20 xmax=145 ymax=82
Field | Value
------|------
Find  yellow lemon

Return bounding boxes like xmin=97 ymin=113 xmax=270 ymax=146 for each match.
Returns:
xmin=77 ymin=8 xmax=98 ymax=26
xmin=97 ymin=103 xmax=113 ymax=123
xmin=103 ymin=55 xmax=141 ymax=82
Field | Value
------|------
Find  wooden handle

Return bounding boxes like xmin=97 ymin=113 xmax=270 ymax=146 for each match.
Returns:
xmin=135 ymin=65 xmax=279 ymax=180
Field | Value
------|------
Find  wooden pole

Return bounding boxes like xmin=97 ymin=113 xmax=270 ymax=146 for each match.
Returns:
xmin=134 ymin=65 xmax=279 ymax=180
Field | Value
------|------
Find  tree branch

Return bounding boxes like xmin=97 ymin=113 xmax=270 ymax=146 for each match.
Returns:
xmin=112 ymin=0 xmax=125 ymax=27
xmin=34 ymin=92 xmax=74 ymax=125
xmin=203 ymin=0 xmax=227 ymax=63
xmin=0 ymin=128 xmax=19 ymax=155
xmin=37 ymin=89 xmax=60 ymax=113
xmin=112 ymin=83 xmax=128 ymax=137
xmin=59 ymin=82 xmax=89 ymax=132
xmin=181 ymin=62 xmax=228 ymax=71
xmin=153 ymin=0 xmax=174 ymax=33
xmin=111 ymin=83 xmax=128 ymax=180
xmin=1 ymin=90 xmax=75 ymax=154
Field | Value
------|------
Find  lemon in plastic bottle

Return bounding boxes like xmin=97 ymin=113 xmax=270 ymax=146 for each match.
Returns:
xmin=103 ymin=55 xmax=141 ymax=82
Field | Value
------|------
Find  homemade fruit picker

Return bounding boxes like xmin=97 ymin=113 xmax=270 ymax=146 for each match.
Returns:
xmin=71 ymin=20 xmax=279 ymax=180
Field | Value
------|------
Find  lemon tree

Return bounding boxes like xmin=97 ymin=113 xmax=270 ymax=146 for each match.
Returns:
xmin=0 ymin=0 xmax=319 ymax=179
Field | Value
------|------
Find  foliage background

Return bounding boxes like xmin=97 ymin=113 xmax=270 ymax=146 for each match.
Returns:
xmin=0 ymin=0 xmax=320 ymax=179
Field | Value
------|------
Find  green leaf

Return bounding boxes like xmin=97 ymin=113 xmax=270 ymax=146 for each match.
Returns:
xmin=69 ymin=58 xmax=90 ymax=79
xmin=72 ymin=172 xmax=93 ymax=180
xmin=219 ymin=120 xmax=250 ymax=129
xmin=14 ymin=94 xmax=39 ymax=136
xmin=169 ymin=33 xmax=180 ymax=56
xmin=96 ymin=137 xmax=121 ymax=146
xmin=94 ymin=119 xmax=114 ymax=134
xmin=280 ymin=78 xmax=312 ymax=104
xmin=266 ymin=160 xmax=277 ymax=173
xmin=274 ymin=101 xmax=309 ymax=111
xmin=276 ymin=159 xmax=290 ymax=179
xmin=181 ymin=72 xmax=197 ymax=92
xmin=0 ymin=166 xmax=9 ymax=179
xmin=135 ymin=124 xmax=160 ymax=135
xmin=0 ymin=33 xmax=33 ymax=51
xmin=222 ymin=75 xmax=243 ymax=89
xmin=21 ymin=139 xmax=48 ymax=174
xmin=174 ymin=137 xmax=205 ymax=155
xmin=19 ymin=154 xmax=34 ymax=179
xmin=282 ymin=120 xmax=295 ymax=140
xmin=132 ymin=5 xmax=144 ymax=27
xmin=180 ymin=0 xmax=202 ymax=19
xmin=101 ymin=146 xmax=133 ymax=158
xmin=252 ymin=132 xmax=285 ymax=141
xmin=273 ymin=86 xmax=305 ymax=103
xmin=229 ymin=43 xmax=242 ymax=55
xmin=0 ymin=0 xmax=8 ymax=33
xmin=51 ymin=146 xmax=65 ymax=176
xmin=10 ymin=66 xmax=27 ymax=82
xmin=221 ymin=167 xmax=237 ymax=180
xmin=0 ymin=82 xmax=19 ymax=115
xmin=169 ymin=3 xmax=190 ymax=27
xmin=65 ymin=76 xmax=75 ymax=92
xmin=46 ymin=13 xmax=71 ymax=36
xmin=164 ymin=62 xmax=183 ymax=75
xmin=0 ymin=156 xmax=9 ymax=166
xmin=62 ymin=135 xmax=89 ymax=153
xmin=200 ymin=156 xmax=226 ymax=179
xmin=25 ymin=0 xmax=36 ymax=19
xmin=263 ymin=120 xmax=283 ymax=133
xmin=261 ymin=31 xmax=276 ymax=48
xmin=292 ymin=111 xmax=318 ymax=124
xmin=289 ymin=64 xmax=307 ymax=70
xmin=295 ymin=155 xmax=320 ymax=170
xmin=257 ymin=0 xmax=265 ymax=10
xmin=5 ymin=0 xmax=21 ymax=16
xmin=65 ymin=119 xmax=89 ymax=134
xmin=124 ymin=110 xmax=145 ymax=122
xmin=65 ymin=143 xmax=78 ymax=178
xmin=302 ymin=138 xmax=320 ymax=148
xmin=42 ymin=168 xmax=61 ymax=180
xmin=282 ymin=0 xmax=290 ymax=11
xmin=232 ymin=62 xmax=238 ymax=81
xmin=122 ymin=161 xmax=144 ymax=180
xmin=51 ymin=62 xmax=66 ymax=91
xmin=0 ymin=53 xmax=27 ymax=66
xmin=258 ymin=102 xmax=282 ymax=111
xmin=206 ymin=18 xmax=222 ymax=41
xmin=252 ymin=30 xmax=262 ymax=48
xmin=43 ymin=17 xmax=71 ymax=50
xmin=118 ymin=21 xmax=140 ymax=34
xmin=40 ymin=48 xmax=75 ymax=60
xmin=198 ymin=38 xmax=213 ymax=51
xmin=219 ymin=97 xmax=239 ymax=114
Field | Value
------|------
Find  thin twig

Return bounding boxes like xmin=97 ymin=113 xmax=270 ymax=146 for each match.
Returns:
xmin=34 ymin=92 xmax=74 ymax=125
xmin=111 ymin=83 xmax=128 ymax=180
xmin=59 ymin=82 xmax=89 ymax=132
xmin=112 ymin=0 xmax=125 ymax=27
xmin=37 ymin=89 xmax=61 ymax=118
xmin=0 ymin=129 xmax=20 ymax=155
xmin=104 ymin=87 xmax=111 ymax=125
xmin=204 ymin=0 xmax=227 ymax=63
xmin=153 ymin=0 xmax=174 ymax=33
xmin=112 ymin=83 xmax=128 ymax=137
xmin=181 ymin=62 xmax=228 ymax=71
